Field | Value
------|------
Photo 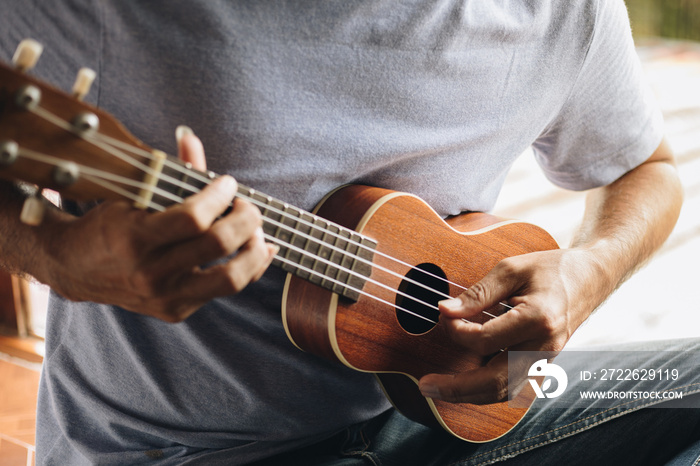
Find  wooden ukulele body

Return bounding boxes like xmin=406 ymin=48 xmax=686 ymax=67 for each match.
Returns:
xmin=282 ymin=185 xmax=559 ymax=442
xmin=0 ymin=45 xmax=560 ymax=442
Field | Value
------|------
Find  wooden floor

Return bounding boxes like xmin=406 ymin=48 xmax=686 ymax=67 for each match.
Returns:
xmin=0 ymin=356 xmax=39 ymax=466
xmin=0 ymin=39 xmax=698 ymax=464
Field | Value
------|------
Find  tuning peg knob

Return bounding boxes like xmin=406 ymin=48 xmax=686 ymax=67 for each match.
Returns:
xmin=0 ymin=140 xmax=19 ymax=167
xmin=72 ymin=68 xmax=96 ymax=101
xmin=20 ymin=193 xmax=46 ymax=226
xmin=12 ymin=39 xmax=44 ymax=72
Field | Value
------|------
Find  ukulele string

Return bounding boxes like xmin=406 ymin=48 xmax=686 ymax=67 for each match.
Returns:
xmin=273 ymin=253 xmax=438 ymax=324
xmin=260 ymin=231 xmax=449 ymax=321
xmin=83 ymin=125 xmax=483 ymax=299
xmin=17 ymin=147 xmax=177 ymax=211
xmin=33 ymin=105 xmax=511 ymax=320
xmin=24 ymin=137 xmax=477 ymax=323
xmin=30 ymin=104 xmax=472 ymax=303
xmin=17 ymin=146 xmax=444 ymax=324
xmin=29 ymin=106 xmax=209 ymax=209
xmin=27 ymin=104 xmax=511 ymax=320
xmin=259 ymin=229 xmax=511 ymax=322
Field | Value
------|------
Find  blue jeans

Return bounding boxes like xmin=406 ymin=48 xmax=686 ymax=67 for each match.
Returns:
xmin=252 ymin=338 xmax=700 ymax=466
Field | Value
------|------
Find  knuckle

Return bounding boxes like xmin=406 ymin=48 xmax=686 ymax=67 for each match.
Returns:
xmin=539 ymin=314 xmax=557 ymax=336
xmin=223 ymin=265 xmax=249 ymax=294
xmin=443 ymin=385 xmax=461 ymax=403
xmin=177 ymin=202 xmax=210 ymax=235
xmin=235 ymin=200 xmax=263 ymax=229
xmin=488 ymin=374 xmax=510 ymax=402
xmin=523 ymin=302 xmax=559 ymax=338
xmin=128 ymin=270 xmax=160 ymax=297
xmin=473 ymin=338 xmax=492 ymax=356
xmin=204 ymin=224 xmax=237 ymax=256
xmin=247 ymin=201 xmax=263 ymax=224
xmin=537 ymin=313 xmax=562 ymax=340
xmin=495 ymin=257 xmax=521 ymax=278
xmin=474 ymin=332 xmax=499 ymax=355
xmin=143 ymin=297 xmax=195 ymax=323
xmin=158 ymin=307 xmax=190 ymax=323
xmin=465 ymin=281 xmax=490 ymax=305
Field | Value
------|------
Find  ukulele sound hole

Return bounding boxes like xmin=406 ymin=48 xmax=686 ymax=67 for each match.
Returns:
xmin=396 ymin=263 xmax=449 ymax=335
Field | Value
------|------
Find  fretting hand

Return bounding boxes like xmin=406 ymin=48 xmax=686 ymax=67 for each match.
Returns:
xmin=34 ymin=131 xmax=277 ymax=322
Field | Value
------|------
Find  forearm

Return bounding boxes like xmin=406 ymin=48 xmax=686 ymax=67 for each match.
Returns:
xmin=570 ymin=138 xmax=683 ymax=307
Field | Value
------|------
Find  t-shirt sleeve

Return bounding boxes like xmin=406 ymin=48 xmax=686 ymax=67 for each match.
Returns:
xmin=531 ymin=0 xmax=664 ymax=191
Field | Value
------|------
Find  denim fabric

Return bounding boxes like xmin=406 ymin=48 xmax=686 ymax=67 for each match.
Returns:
xmin=252 ymin=338 xmax=700 ymax=466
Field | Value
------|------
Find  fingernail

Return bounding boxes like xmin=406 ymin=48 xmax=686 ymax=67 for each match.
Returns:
xmin=219 ymin=175 xmax=238 ymax=192
xmin=438 ymin=297 xmax=463 ymax=312
xmin=419 ymin=382 xmax=442 ymax=400
xmin=175 ymin=125 xmax=194 ymax=143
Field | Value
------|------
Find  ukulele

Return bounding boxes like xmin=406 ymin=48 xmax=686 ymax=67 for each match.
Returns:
xmin=0 ymin=40 xmax=558 ymax=442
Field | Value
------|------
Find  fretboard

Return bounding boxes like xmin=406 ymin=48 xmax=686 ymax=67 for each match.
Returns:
xmin=0 ymin=55 xmax=375 ymax=302
xmin=154 ymin=161 xmax=376 ymax=301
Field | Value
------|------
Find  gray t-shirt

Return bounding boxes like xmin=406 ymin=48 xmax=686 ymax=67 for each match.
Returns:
xmin=0 ymin=0 xmax=662 ymax=464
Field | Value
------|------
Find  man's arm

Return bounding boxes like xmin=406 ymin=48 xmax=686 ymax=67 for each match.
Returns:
xmin=418 ymin=138 xmax=683 ymax=404
xmin=0 ymin=132 xmax=277 ymax=322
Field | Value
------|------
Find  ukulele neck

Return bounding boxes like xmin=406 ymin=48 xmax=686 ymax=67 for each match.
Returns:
xmin=150 ymin=160 xmax=377 ymax=302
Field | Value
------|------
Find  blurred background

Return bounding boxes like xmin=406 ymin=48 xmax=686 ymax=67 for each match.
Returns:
xmin=495 ymin=1 xmax=700 ymax=347
xmin=0 ymin=1 xmax=699 ymax=464
xmin=628 ymin=0 xmax=700 ymax=41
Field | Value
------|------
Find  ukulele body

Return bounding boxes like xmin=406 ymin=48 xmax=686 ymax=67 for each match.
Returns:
xmin=0 ymin=50 xmax=559 ymax=443
xmin=282 ymin=184 xmax=559 ymax=442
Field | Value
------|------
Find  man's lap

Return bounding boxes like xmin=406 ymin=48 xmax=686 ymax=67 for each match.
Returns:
xmin=254 ymin=338 xmax=700 ymax=465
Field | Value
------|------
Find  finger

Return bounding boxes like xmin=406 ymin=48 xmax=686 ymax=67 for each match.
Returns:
xmin=419 ymin=353 xmax=510 ymax=404
xmin=153 ymin=199 xmax=262 ymax=271
xmin=439 ymin=261 xmax=524 ymax=320
xmin=444 ymin=305 xmax=540 ymax=355
xmin=252 ymin=244 xmax=280 ymax=282
xmin=176 ymin=125 xmax=207 ymax=171
xmin=418 ymin=341 xmax=548 ymax=405
xmin=143 ymin=175 xmax=238 ymax=245
xmin=184 ymin=228 xmax=277 ymax=298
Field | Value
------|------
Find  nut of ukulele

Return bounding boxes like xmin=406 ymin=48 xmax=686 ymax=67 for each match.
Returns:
xmin=12 ymin=39 xmax=43 ymax=72
xmin=72 ymin=67 xmax=97 ymax=101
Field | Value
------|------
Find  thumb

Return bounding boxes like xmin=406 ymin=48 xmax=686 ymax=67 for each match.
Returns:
xmin=439 ymin=282 xmax=497 ymax=319
xmin=439 ymin=267 xmax=517 ymax=320
xmin=176 ymin=125 xmax=207 ymax=171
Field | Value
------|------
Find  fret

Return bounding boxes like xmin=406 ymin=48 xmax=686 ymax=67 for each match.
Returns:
xmin=151 ymin=159 xmax=208 ymax=209
xmin=325 ymin=224 xmax=344 ymax=290
xmin=316 ymin=219 xmax=333 ymax=290
xmin=308 ymin=215 xmax=329 ymax=282
xmin=154 ymin=166 xmax=376 ymax=302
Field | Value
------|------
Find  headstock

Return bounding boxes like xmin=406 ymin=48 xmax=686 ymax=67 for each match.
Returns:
xmin=0 ymin=39 xmax=191 ymax=225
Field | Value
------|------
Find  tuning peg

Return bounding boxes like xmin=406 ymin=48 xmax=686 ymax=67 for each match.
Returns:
xmin=20 ymin=193 xmax=46 ymax=226
xmin=0 ymin=141 xmax=19 ymax=167
xmin=72 ymin=67 xmax=96 ymax=101
xmin=12 ymin=39 xmax=43 ymax=72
